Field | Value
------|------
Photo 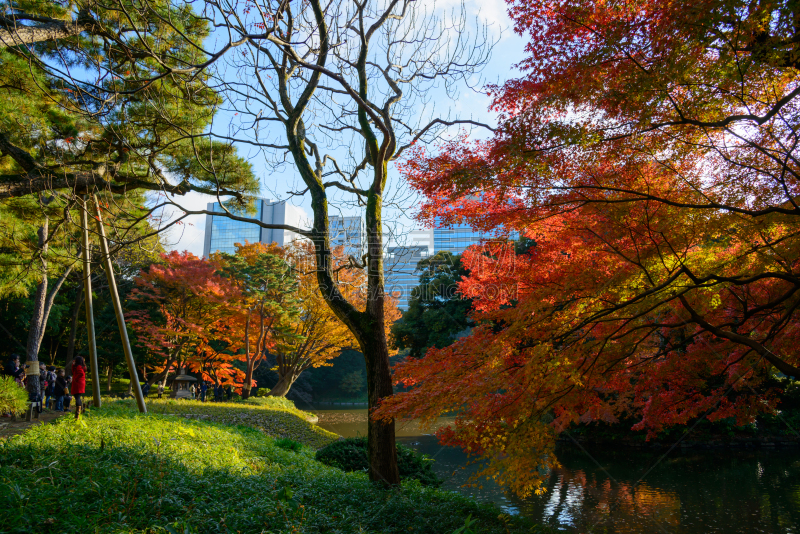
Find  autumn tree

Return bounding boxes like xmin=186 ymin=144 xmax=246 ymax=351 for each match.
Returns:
xmin=261 ymin=241 xmax=400 ymax=398
xmin=378 ymin=0 xmax=800 ymax=496
xmin=128 ymin=251 xmax=242 ymax=389
xmin=215 ymin=244 xmax=301 ymax=399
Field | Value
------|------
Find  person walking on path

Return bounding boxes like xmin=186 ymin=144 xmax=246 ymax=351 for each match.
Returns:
xmin=53 ymin=369 xmax=68 ymax=412
xmin=200 ymin=381 xmax=208 ymax=403
xmin=6 ymin=355 xmax=25 ymax=387
xmin=157 ymin=382 xmax=164 ymax=399
xmin=36 ymin=363 xmax=48 ymax=413
xmin=71 ymin=357 xmax=86 ymax=419
xmin=44 ymin=366 xmax=56 ymax=409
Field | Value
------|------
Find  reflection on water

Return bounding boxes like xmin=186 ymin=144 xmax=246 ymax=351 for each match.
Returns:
xmin=312 ymin=408 xmax=800 ymax=533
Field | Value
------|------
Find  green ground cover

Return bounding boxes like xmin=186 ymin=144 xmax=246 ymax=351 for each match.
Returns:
xmin=138 ymin=398 xmax=333 ymax=449
xmin=0 ymin=400 xmax=540 ymax=533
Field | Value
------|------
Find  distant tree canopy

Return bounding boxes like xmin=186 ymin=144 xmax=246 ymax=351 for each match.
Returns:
xmin=215 ymin=243 xmax=302 ymax=399
xmin=391 ymin=252 xmax=473 ymax=359
xmin=126 ymin=242 xmax=391 ymax=400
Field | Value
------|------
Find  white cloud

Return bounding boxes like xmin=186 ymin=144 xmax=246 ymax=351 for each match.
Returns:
xmin=151 ymin=191 xmax=217 ymax=257
xmin=437 ymin=0 xmax=515 ymax=40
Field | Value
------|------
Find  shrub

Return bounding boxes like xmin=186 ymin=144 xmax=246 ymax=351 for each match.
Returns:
xmin=275 ymin=437 xmax=302 ymax=452
xmin=315 ymin=437 xmax=442 ymax=487
xmin=0 ymin=376 xmax=28 ymax=415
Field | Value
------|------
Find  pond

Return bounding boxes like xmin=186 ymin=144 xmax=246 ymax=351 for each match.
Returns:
xmin=311 ymin=407 xmax=800 ymax=533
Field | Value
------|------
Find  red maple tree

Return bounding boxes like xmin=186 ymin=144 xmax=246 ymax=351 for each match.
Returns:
xmin=128 ymin=251 xmax=244 ymax=389
xmin=377 ymin=0 xmax=800 ymax=496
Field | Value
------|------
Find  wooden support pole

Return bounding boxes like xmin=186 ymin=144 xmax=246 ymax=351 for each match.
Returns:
xmin=92 ymin=195 xmax=147 ymax=413
xmin=81 ymin=197 xmax=102 ymax=408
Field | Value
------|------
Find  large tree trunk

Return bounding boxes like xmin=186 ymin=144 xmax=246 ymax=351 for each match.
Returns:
xmin=362 ymin=308 xmax=400 ymax=487
xmin=267 ymin=373 xmax=295 ymax=397
xmin=25 ymin=236 xmax=48 ymax=402
xmin=302 ymin=177 xmax=400 ymax=485
xmin=242 ymin=360 xmax=254 ymax=399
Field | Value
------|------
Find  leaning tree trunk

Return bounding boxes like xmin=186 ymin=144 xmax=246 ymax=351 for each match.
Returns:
xmin=267 ymin=373 xmax=295 ymax=397
xmin=242 ymin=360 xmax=255 ymax=399
xmin=25 ymin=220 xmax=72 ymax=401
xmin=267 ymin=352 xmax=316 ymax=398
xmin=145 ymin=352 xmax=179 ymax=389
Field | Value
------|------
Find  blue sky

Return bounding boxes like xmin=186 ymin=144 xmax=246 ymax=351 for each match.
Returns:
xmin=158 ymin=0 xmax=527 ymax=256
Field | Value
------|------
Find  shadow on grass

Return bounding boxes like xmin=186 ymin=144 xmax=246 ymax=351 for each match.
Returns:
xmin=0 ymin=404 xmax=540 ymax=534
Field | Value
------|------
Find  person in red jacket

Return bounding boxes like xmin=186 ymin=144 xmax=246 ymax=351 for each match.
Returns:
xmin=71 ymin=356 xmax=86 ymax=419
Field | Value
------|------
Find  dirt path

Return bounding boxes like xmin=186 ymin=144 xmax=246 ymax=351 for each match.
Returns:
xmin=0 ymin=410 xmax=70 ymax=439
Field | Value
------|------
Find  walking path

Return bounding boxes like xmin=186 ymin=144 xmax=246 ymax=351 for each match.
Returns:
xmin=0 ymin=410 xmax=68 ymax=439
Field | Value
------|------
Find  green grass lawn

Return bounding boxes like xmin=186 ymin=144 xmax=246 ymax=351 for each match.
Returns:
xmin=0 ymin=399 xmax=541 ymax=533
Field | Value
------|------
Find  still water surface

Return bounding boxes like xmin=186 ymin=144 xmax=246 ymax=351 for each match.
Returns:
xmin=312 ymin=407 xmax=800 ymax=533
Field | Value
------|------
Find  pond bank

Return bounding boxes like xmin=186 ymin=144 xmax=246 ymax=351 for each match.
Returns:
xmin=313 ymin=406 xmax=800 ymax=533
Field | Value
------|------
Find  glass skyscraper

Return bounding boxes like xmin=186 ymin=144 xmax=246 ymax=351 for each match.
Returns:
xmin=385 ymin=224 xmax=515 ymax=309
xmin=384 ymin=245 xmax=430 ymax=309
xmin=202 ymin=199 xmax=305 ymax=257
xmin=433 ymin=223 xmax=495 ymax=255
xmin=329 ymin=216 xmax=364 ymax=258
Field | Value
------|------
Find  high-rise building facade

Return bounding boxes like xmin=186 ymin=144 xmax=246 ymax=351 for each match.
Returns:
xmin=433 ymin=223 xmax=495 ymax=255
xmin=329 ymin=215 xmax=364 ymax=258
xmin=386 ymin=224 xmax=513 ymax=309
xmin=202 ymin=199 xmax=306 ymax=257
xmin=203 ymin=202 xmax=499 ymax=309
xmin=384 ymin=245 xmax=430 ymax=309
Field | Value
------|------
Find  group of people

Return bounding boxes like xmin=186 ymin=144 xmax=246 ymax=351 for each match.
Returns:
xmin=6 ymin=353 xmax=239 ymax=414
xmin=2 ymin=354 xmax=87 ymax=419
xmin=211 ymin=383 xmax=233 ymax=402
